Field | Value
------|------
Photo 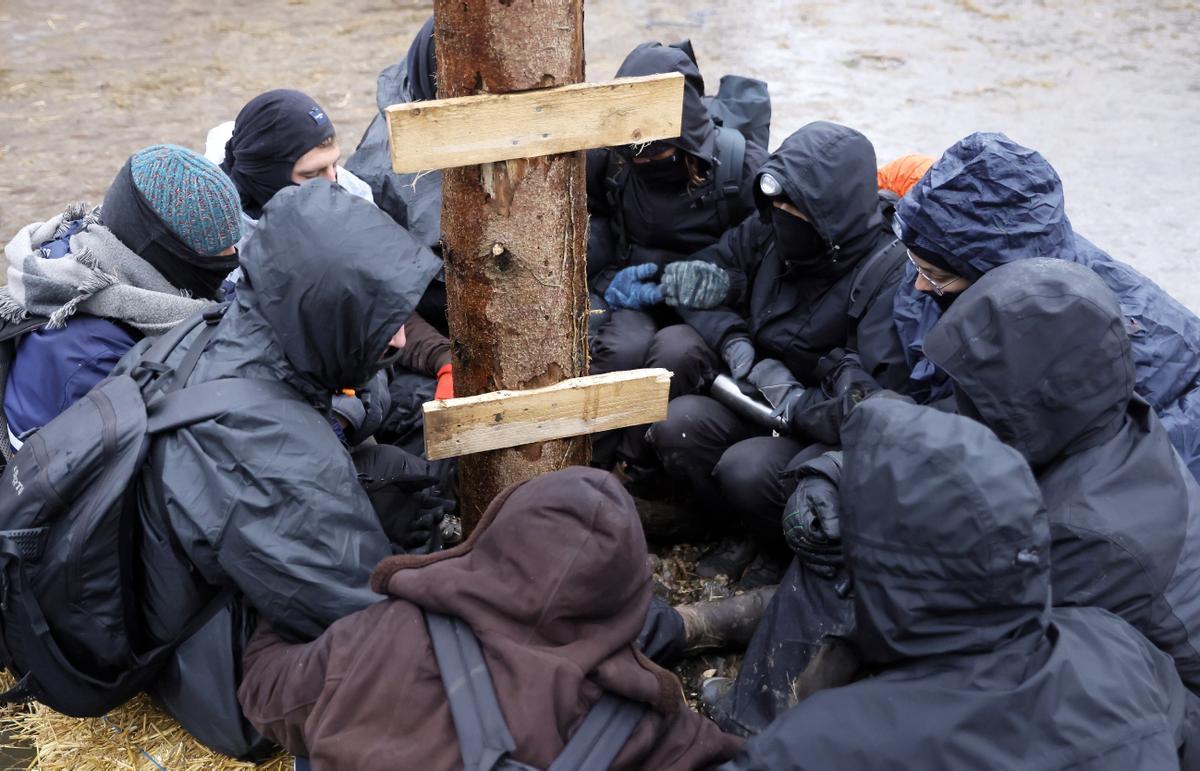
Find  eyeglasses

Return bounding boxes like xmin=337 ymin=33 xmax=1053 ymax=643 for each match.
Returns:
xmin=906 ymin=249 xmax=963 ymax=297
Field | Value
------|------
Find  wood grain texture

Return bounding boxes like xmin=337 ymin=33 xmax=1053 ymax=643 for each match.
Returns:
xmin=423 ymin=369 xmax=672 ymax=460
xmin=386 ymin=73 xmax=684 ymax=173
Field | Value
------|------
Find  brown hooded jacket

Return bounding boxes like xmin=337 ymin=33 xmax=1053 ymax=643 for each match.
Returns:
xmin=237 ymin=466 xmax=741 ymax=770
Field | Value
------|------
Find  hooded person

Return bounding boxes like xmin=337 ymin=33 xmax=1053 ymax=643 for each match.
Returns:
xmin=206 ymin=88 xmax=375 ymax=251
xmin=236 ymin=466 xmax=742 ymax=770
xmin=892 ymin=132 xmax=1200 ymax=479
xmin=0 ymin=144 xmax=241 ymax=458
xmin=719 ymin=398 xmax=1200 ymax=771
xmin=924 ymin=258 xmax=1200 ymax=693
xmin=344 ymin=15 xmax=442 ymax=250
xmin=645 ymin=121 xmax=910 ymax=586
xmin=586 ymin=40 xmax=768 ymax=443
xmin=126 ymin=179 xmax=441 ymax=758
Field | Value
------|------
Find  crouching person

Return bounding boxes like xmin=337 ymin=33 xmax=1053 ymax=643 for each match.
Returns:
xmin=134 ymin=179 xmax=441 ymax=757
xmin=0 ymin=144 xmax=241 ymax=457
xmin=237 ymin=467 xmax=742 ymax=770
xmin=722 ymin=399 xmax=1200 ymax=770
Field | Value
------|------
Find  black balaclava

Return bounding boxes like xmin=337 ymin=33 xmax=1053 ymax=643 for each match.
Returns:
xmin=405 ymin=16 xmax=438 ymax=101
xmin=102 ymin=161 xmax=238 ymax=299
xmin=772 ymin=205 xmax=828 ymax=272
xmin=629 ymin=150 xmax=691 ymax=187
xmin=221 ymin=89 xmax=336 ymax=218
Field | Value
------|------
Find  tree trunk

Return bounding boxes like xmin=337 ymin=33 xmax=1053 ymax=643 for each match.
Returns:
xmin=434 ymin=0 xmax=590 ymax=531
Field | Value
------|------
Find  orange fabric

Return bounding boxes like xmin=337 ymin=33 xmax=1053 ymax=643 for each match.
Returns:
xmin=877 ymin=154 xmax=936 ymax=198
xmin=434 ymin=363 xmax=454 ymax=400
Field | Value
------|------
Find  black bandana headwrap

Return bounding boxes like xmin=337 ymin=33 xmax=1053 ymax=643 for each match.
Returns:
xmin=221 ymin=89 xmax=336 ymax=218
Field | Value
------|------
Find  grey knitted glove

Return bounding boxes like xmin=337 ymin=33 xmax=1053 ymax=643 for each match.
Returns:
xmin=660 ymin=261 xmax=730 ymax=309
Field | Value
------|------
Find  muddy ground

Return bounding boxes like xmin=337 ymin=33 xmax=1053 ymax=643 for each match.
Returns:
xmin=2 ymin=0 xmax=1198 ymax=305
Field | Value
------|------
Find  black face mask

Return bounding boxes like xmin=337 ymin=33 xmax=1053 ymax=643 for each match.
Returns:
xmin=931 ymin=289 xmax=960 ymax=312
xmin=772 ymin=207 xmax=827 ymax=271
xmin=629 ymin=153 xmax=690 ymax=187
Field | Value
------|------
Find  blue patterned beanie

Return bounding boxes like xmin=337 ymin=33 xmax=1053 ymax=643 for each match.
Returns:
xmin=129 ymin=144 xmax=241 ymax=256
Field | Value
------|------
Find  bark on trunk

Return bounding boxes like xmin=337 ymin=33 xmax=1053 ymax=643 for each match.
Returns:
xmin=434 ymin=0 xmax=590 ymax=531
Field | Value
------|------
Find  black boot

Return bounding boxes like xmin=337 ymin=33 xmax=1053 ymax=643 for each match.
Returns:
xmin=696 ymin=538 xmax=757 ymax=580
xmin=737 ymin=551 xmax=788 ymax=590
xmin=674 ymin=585 xmax=778 ymax=654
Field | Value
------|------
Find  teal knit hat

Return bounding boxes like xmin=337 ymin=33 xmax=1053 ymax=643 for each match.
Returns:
xmin=129 ymin=144 xmax=241 ymax=256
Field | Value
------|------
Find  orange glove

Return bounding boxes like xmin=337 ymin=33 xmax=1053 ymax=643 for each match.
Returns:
xmin=435 ymin=363 xmax=454 ymax=400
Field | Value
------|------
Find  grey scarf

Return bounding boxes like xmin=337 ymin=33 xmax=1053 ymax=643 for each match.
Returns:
xmin=0 ymin=203 xmax=208 ymax=335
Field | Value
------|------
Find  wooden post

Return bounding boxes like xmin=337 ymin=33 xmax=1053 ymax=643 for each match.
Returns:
xmin=434 ymin=0 xmax=589 ymax=530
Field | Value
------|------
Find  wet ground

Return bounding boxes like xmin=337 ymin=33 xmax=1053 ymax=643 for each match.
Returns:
xmin=2 ymin=0 xmax=1198 ymax=305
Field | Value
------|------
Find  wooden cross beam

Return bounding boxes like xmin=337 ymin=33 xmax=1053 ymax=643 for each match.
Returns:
xmin=386 ymin=73 xmax=685 ymax=173
xmin=423 ymin=369 xmax=672 ymax=460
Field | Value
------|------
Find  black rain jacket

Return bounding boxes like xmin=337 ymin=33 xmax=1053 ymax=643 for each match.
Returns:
xmin=344 ymin=16 xmax=442 ymax=249
xmin=925 ymin=258 xmax=1200 ymax=692
xmin=682 ymin=121 xmax=907 ymax=387
xmin=585 ymin=42 xmax=766 ymax=293
xmin=134 ymin=180 xmax=440 ymax=757
xmin=721 ymin=398 xmax=1198 ymax=770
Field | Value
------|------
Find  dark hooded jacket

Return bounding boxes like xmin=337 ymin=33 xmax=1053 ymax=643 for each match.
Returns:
xmin=721 ymin=398 xmax=1197 ymax=771
xmin=893 ymin=132 xmax=1200 ymax=479
xmin=683 ymin=121 xmax=907 ymax=387
xmin=925 ymin=258 xmax=1200 ymax=693
xmin=344 ymin=16 xmax=442 ymax=249
xmin=585 ymin=42 xmax=767 ymax=293
xmin=236 ymin=467 xmax=741 ymax=770
xmin=133 ymin=180 xmax=440 ymax=757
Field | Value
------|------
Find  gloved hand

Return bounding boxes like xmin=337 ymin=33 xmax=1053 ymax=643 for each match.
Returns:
xmin=747 ymin=358 xmax=800 ymax=409
xmin=817 ymin=349 xmax=880 ymax=404
xmin=351 ymin=444 xmax=454 ymax=554
xmin=721 ymin=336 xmax=756 ymax=380
xmin=435 ymin=362 xmax=454 ymax=400
xmin=781 ymin=451 xmax=843 ymax=577
xmin=604 ymin=263 xmax=663 ymax=310
xmin=660 ymin=261 xmax=730 ymax=309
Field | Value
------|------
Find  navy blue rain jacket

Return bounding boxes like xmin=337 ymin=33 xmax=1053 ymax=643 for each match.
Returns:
xmin=892 ymin=132 xmax=1200 ymax=479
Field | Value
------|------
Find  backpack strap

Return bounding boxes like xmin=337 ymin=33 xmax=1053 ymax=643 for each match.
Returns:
xmin=425 ymin=611 xmax=521 ymax=771
xmin=427 ymin=609 xmax=646 ymax=771
xmin=547 ymin=693 xmax=647 ymax=771
xmin=146 ymin=378 xmax=302 ymax=434
xmin=711 ymin=127 xmax=746 ymax=232
xmin=847 ymin=238 xmax=906 ymax=323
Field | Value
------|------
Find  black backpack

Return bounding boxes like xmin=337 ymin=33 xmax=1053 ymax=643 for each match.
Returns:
xmin=0 ymin=304 xmax=299 ymax=716
xmin=425 ymin=611 xmax=647 ymax=771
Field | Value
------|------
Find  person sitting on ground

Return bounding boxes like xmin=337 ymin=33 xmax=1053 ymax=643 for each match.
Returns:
xmin=131 ymin=179 xmax=442 ymax=758
xmin=586 ymin=40 xmax=769 ymax=473
xmin=211 ymin=86 xmax=456 ymax=447
xmin=720 ymin=397 xmax=1200 ymax=771
xmin=205 ymin=88 xmax=374 ymax=251
xmin=644 ymin=121 xmax=911 ymax=588
xmin=0 ymin=144 xmax=240 ymax=458
xmin=924 ymin=257 xmax=1200 ymax=692
xmin=875 ymin=152 xmax=934 ymax=199
xmin=237 ymin=466 xmax=742 ymax=770
xmin=893 ymin=132 xmax=1200 ymax=478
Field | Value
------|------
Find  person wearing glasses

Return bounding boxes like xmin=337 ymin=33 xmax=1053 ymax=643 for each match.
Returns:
xmin=893 ymin=132 xmax=1200 ymax=480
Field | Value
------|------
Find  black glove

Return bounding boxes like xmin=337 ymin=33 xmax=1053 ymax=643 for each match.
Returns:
xmin=721 ymin=336 xmax=756 ymax=381
xmin=351 ymin=444 xmax=454 ymax=553
xmin=781 ymin=451 xmax=843 ymax=577
xmin=784 ymin=350 xmax=884 ymax=445
xmin=817 ymin=349 xmax=881 ymax=405
xmin=747 ymin=358 xmax=800 ymax=410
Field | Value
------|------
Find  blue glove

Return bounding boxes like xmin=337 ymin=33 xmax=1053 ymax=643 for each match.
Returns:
xmin=661 ymin=261 xmax=730 ymax=309
xmin=721 ymin=336 xmax=756 ymax=380
xmin=604 ymin=263 xmax=664 ymax=310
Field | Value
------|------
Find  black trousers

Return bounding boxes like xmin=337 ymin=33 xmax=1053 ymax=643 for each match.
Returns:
xmin=647 ymin=394 xmax=805 ymax=552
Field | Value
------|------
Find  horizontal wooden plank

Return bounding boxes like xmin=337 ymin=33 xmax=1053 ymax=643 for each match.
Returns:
xmin=423 ymin=368 xmax=672 ymax=460
xmin=386 ymin=73 xmax=684 ymax=173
